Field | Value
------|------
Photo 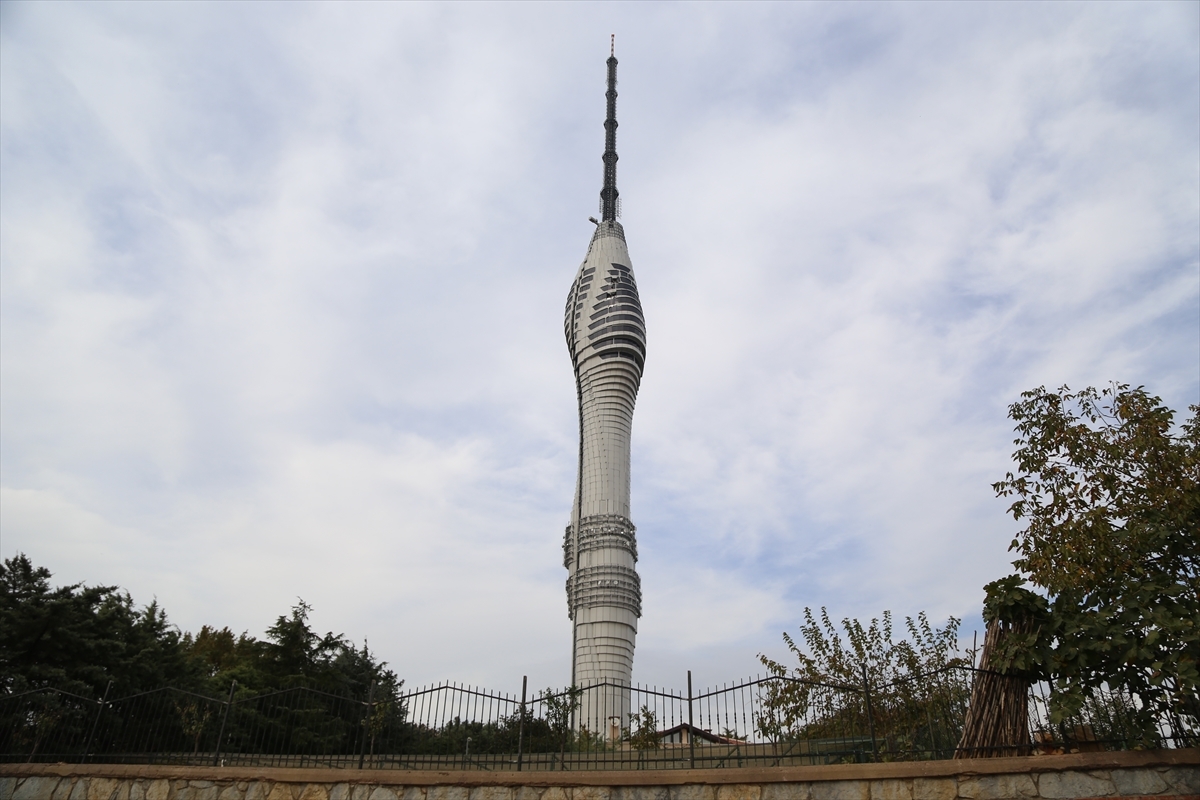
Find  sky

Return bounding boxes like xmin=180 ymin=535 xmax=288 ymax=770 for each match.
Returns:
xmin=2 ymin=1 xmax=1197 ymax=697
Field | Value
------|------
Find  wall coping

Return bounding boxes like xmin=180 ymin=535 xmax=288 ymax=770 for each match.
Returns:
xmin=2 ymin=748 xmax=1196 ymax=786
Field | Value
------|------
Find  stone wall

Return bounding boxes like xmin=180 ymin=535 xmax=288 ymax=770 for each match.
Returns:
xmin=3 ymin=750 xmax=1197 ymax=800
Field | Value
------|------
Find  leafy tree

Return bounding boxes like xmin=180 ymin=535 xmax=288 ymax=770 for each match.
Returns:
xmin=996 ymin=384 xmax=1198 ymax=595
xmin=984 ymin=384 xmax=1199 ymax=742
xmin=542 ymin=685 xmax=582 ymax=759
xmin=758 ymin=608 xmax=970 ymax=757
xmin=626 ymin=705 xmax=660 ymax=750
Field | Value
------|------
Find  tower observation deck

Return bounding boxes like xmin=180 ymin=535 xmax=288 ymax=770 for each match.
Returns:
xmin=563 ymin=38 xmax=645 ymax=734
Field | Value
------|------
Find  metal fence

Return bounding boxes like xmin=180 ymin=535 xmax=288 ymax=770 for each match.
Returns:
xmin=2 ymin=667 xmax=1195 ymax=770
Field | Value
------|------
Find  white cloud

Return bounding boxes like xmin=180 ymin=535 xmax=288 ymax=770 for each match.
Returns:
xmin=1 ymin=1 xmax=1196 ymax=694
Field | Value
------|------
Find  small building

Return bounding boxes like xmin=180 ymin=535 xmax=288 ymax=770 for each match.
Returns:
xmin=657 ymin=723 xmax=745 ymax=746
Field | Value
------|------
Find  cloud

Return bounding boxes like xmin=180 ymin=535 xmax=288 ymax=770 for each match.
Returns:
xmin=2 ymin=1 xmax=1196 ymax=693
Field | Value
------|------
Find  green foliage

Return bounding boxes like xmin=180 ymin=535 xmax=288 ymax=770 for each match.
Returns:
xmin=758 ymin=608 xmax=971 ymax=757
xmin=626 ymin=705 xmax=660 ymax=750
xmin=393 ymin=687 xmax=594 ymax=758
xmin=543 ymin=685 xmax=582 ymax=755
xmin=0 ymin=554 xmax=407 ymax=759
xmin=575 ymin=724 xmax=605 ymax=752
xmin=987 ymin=384 xmax=1199 ymax=739
xmin=995 ymin=384 xmax=1199 ymax=596
xmin=978 ymin=576 xmax=1051 ymax=679
xmin=0 ymin=553 xmax=401 ymax=704
xmin=396 ymin=715 xmax=517 ymax=756
xmin=762 ymin=608 xmax=966 ymax=688
xmin=0 ymin=554 xmax=197 ymax=698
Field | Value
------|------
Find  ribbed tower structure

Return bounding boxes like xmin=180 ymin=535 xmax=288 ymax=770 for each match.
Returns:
xmin=563 ymin=39 xmax=645 ymax=735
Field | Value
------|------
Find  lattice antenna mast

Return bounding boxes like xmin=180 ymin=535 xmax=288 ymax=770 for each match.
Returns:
xmin=600 ymin=35 xmax=620 ymax=221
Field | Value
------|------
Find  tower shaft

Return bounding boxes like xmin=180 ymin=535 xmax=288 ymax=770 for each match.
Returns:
xmin=564 ymin=43 xmax=644 ymax=735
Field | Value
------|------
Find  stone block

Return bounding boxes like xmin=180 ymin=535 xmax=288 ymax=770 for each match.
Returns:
xmin=14 ymin=777 xmax=59 ymax=800
xmin=810 ymin=782 xmax=869 ymax=800
xmin=909 ymin=779 xmax=954 ymax=800
xmin=0 ymin=776 xmax=15 ymax=800
xmin=668 ymin=786 xmax=714 ymax=800
xmin=540 ymin=787 xmax=569 ymax=800
xmin=470 ymin=786 xmax=513 ymax=800
xmin=86 ymin=779 xmax=119 ymax=800
xmin=1158 ymin=766 xmax=1200 ymax=795
xmin=172 ymin=786 xmax=215 ymax=800
xmin=297 ymin=785 xmax=330 ymax=800
xmin=68 ymin=779 xmax=89 ymax=800
xmin=351 ymin=788 xmax=374 ymax=800
xmin=176 ymin=786 xmax=216 ymax=800
xmin=761 ymin=783 xmax=811 ymax=800
xmin=145 ymin=780 xmax=172 ymax=800
xmin=244 ymin=782 xmax=272 ymax=800
xmin=614 ymin=788 xmax=669 ymax=800
xmin=573 ymin=787 xmax=612 ymax=800
xmin=1111 ymin=768 xmax=1170 ymax=796
xmin=427 ymin=788 xmax=467 ymax=800
xmin=266 ymin=782 xmax=296 ymax=800
xmin=50 ymin=778 xmax=76 ymax=800
xmin=1037 ymin=770 xmax=1113 ymax=798
xmin=957 ymin=774 xmax=1037 ymax=800
xmin=400 ymin=787 xmax=426 ymax=800
xmin=219 ymin=785 xmax=244 ymax=800
xmin=367 ymin=788 xmax=400 ymax=800
xmin=868 ymin=780 xmax=911 ymax=800
xmin=716 ymin=785 xmax=760 ymax=800
xmin=513 ymin=787 xmax=543 ymax=800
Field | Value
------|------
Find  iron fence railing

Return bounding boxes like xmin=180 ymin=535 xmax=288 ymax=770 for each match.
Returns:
xmin=2 ymin=666 xmax=1195 ymax=769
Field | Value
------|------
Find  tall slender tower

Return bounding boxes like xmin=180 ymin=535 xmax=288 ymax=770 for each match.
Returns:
xmin=563 ymin=38 xmax=645 ymax=734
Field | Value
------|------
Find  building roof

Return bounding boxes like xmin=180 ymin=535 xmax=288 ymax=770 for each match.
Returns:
xmin=657 ymin=722 xmax=746 ymax=745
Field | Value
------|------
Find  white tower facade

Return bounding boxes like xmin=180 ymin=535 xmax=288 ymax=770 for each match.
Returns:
xmin=563 ymin=43 xmax=645 ymax=734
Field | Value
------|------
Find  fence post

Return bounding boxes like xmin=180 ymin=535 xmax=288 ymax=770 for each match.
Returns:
xmin=359 ymin=680 xmax=375 ymax=770
xmin=861 ymin=664 xmax=878 ymax=763
xmin=81 ymin=680 xmax=112 ymax=764
xmin=687 ymin=670 xmax=695 ymax=770
xmin=517 ymin=675 xmax=527 ymax=772
xmin=213 ymin=680 xmax=237 ymax=767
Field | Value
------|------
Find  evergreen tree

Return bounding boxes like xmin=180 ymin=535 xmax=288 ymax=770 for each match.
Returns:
xmin=0 ymin=554 xmax=196 ymax=697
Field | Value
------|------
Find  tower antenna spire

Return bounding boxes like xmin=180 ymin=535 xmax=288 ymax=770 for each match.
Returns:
xmin=600 ymin=37 xmax=619 ymax=221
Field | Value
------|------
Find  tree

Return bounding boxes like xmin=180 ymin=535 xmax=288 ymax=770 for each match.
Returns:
xmin=0 ymin=554 xmax=196 ymax=697
xmin=984 ymin=384 xmax=1199 ymax=742
xmin=542 ymin=685 xmax=582 ymax=761
xmin=626 ymin=705 xmax=660 ymax=750
xmin=758 ymin=609 xmax=970 ymax=757
xmin=0 ymin=554 xmax=403 ymax=703
xmin=996 ymin=384 xmax=1198 ymax=596
xmin=176 ymin=599 xmax=402 ymax=702
xmin=0 ymin=556 xmax=408 ymax=760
